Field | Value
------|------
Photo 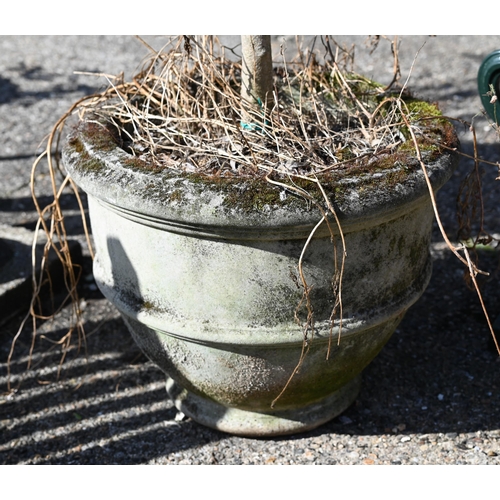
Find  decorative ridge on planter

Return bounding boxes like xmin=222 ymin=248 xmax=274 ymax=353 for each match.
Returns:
xmin=95 ymin=257 xmax=432 ymax=346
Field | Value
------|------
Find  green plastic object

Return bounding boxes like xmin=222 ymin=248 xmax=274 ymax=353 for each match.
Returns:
xmin=478 ymin=49 xmax=500 ymax=122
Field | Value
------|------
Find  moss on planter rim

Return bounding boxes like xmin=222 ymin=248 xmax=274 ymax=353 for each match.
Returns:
xmin=65 ymin=106 xmax=458 ymax=223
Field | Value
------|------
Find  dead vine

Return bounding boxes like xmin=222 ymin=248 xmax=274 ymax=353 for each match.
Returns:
xmin=399 ymin=102 xmax=500 ymax=355
xmin=6 ymin=97 xmax=97 ymax=392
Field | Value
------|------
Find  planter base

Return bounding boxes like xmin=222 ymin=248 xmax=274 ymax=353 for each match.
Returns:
xmin=166 ymin=374 xmax=362 ymax=437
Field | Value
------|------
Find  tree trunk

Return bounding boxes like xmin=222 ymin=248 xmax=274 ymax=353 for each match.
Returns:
xmin=240 ymin=35 xmax=273 ymax=129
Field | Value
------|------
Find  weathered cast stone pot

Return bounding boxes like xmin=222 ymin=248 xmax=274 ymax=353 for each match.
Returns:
xmin=63 ymin=121 xmax=457 ymax=437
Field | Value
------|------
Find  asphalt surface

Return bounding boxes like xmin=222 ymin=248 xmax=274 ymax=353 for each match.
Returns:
xmin=1 ymin=36 xmax=500 ymax=464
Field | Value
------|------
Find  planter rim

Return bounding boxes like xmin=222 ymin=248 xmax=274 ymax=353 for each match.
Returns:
xmin=63 ymin=120 xmax=458 ymax=239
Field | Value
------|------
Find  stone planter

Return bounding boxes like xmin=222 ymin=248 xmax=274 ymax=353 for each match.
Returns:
xmin=63 ymin=121 xmax=457 ymax=436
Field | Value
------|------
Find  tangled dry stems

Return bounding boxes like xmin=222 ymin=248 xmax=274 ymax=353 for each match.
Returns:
xmin=78 ymin=36 xmax=417 ymax=178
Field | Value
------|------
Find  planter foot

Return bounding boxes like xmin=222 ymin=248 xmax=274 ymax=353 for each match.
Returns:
xmin=166 ymin=374 xmax=362 ymax=437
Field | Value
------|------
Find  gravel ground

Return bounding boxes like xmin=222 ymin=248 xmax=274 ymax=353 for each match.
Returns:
xmin=1 ymin=36 xmax=500 ymax=465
